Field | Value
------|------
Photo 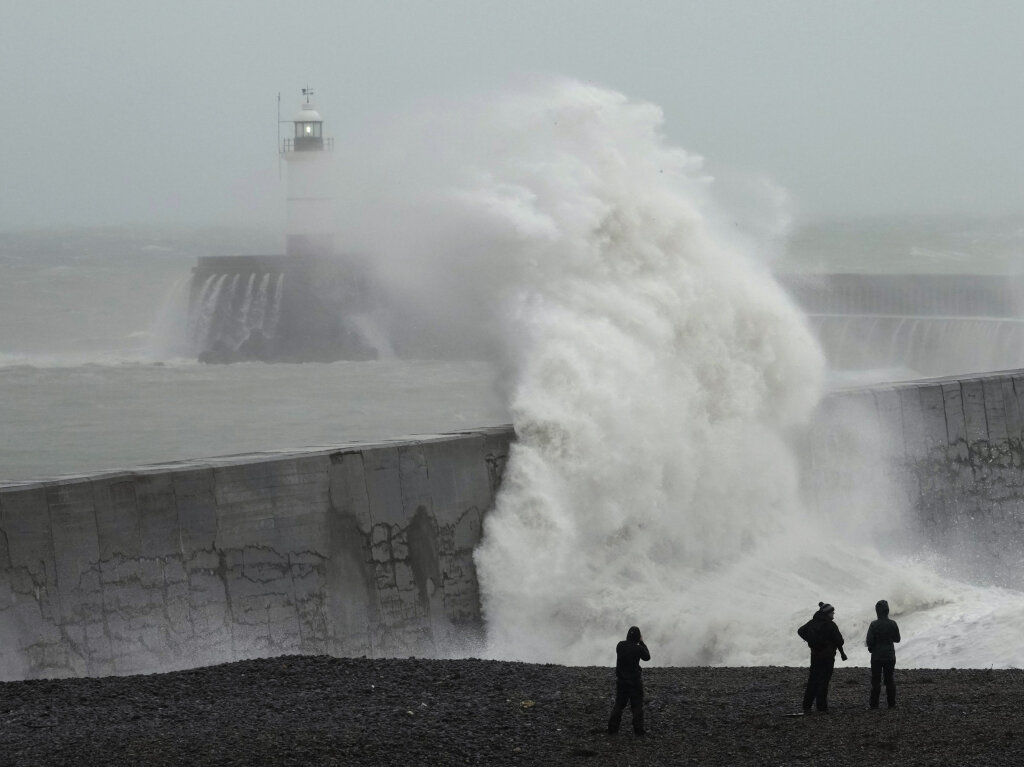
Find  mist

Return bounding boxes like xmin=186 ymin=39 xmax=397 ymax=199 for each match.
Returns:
xmin=3 ymin=1 xmax=1024 ymax=232
xmin=314 ymin=77 xmax=1024 ymax=668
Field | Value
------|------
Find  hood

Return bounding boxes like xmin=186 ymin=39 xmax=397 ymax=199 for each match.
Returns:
xmin=875 ymin=599 xmax=890 ymax=618
xmin=626 ymin=626 xmax=641 ymax=642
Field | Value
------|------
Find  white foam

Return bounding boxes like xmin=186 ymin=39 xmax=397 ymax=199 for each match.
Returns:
xmin=310 ymin=77 xmax=1024 ymax=668
xmin=372 ymin=79 xmax=1023 ymax=669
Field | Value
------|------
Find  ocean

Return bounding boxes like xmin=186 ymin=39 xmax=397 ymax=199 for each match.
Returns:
xmin=3 ymin=82 xmax=1024 ymax=671
xmin=0 ymin=229 xmax=508 ymax=482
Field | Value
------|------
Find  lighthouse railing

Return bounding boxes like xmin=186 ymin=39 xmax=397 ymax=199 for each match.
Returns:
xmin=282 ymin=136 xmax=334 ymax=153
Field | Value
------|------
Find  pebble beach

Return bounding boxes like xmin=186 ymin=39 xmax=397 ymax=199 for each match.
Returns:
xmin=2 ymin=657 xmax=1022 ymax=766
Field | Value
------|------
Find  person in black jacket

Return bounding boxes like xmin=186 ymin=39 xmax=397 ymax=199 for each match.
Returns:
xmin=865 ymin=599 xmax=901 ymax=709
xmin=607 ymin=625 xmax=650 ymax=736
xmin=797 ymin=602 xmax=846 ymax=713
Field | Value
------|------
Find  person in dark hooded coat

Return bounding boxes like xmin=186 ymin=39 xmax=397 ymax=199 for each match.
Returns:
xmin=607 ymin=625 xmax=650 ymax=736
xmin=865 ymin=599 xmax=901 ymax=708
xmin=797 ymin=601 xmax=846 ymax=713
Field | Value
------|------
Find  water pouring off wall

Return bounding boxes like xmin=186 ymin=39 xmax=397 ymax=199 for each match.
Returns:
xmin=780 ymin=273 xmax=1024 ymax=378
xmin=188 ymin=257 xmax=284 ymax=360
xmin=187 ymin=254 xmax=375 ymax=362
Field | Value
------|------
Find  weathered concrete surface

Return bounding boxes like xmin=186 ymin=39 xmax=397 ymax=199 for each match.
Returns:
xmin=801 ymin=371 xmax=1024 ymax=589
xmin=0 ymin=428 xmax=512 ymax=680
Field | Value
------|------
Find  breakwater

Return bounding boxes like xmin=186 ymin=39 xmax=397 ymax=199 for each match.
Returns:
xmin=4 ymin=370 xmax=1024 ymax=680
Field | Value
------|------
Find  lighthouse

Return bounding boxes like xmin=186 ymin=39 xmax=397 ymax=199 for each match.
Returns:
xmin=281 ymin=88 xmax=336 ymax=258
xmin=188 ymin=88 xmax=377 ymax=363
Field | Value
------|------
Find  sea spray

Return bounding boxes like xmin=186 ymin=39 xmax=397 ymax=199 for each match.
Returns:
xmin=453 ymin=81 xmax=828 ymax=665
xmin=335 ymin=78 xmax=1024 ymax=668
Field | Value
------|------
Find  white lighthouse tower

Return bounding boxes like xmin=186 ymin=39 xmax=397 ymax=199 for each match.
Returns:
xmin=281 ymin=88 xmax=336 ymax=257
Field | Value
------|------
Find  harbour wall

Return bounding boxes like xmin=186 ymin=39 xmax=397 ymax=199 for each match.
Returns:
xmin=4 ymin=371 xmax=1024 ymax=680
xmin=801 ymin=371 xmax=1024 ymax=589
xmin=0 ymin=428 xmax=512 ymax=681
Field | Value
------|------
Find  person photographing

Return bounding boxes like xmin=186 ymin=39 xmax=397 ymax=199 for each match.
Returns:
xmin=797 ymin=602 xmax=847 ymax=713
xmin=607 ymin=625 xmax=650 ymax=736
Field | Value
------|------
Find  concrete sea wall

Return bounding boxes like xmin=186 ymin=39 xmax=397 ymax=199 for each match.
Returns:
xmin=802 ymin=371 xmax=1024 ymax=588
xmin=0 ymin=428 xmax=512 ymax=680
xmin=4 ymin=370 xmax=1024 ymax=680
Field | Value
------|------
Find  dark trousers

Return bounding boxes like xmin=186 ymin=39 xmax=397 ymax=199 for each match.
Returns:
xmin=802 ymin=658 xmax=835 ymax=712
xmin=608 ymin=678 xmax=645 ymax=734
xmin=870 ymin=657 xmax=896 ymax=708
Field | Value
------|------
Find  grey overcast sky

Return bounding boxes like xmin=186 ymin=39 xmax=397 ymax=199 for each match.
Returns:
xmin=2 ymin=0 xmax=1023 ymax=230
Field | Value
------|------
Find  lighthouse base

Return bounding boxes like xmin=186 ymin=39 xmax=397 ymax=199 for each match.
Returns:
xmin=188 ymin=254 xmax=378 ymax=363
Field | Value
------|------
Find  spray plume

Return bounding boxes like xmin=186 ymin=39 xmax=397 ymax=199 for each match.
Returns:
xmin=336 ymin=77 xmax=1024 ymax=667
